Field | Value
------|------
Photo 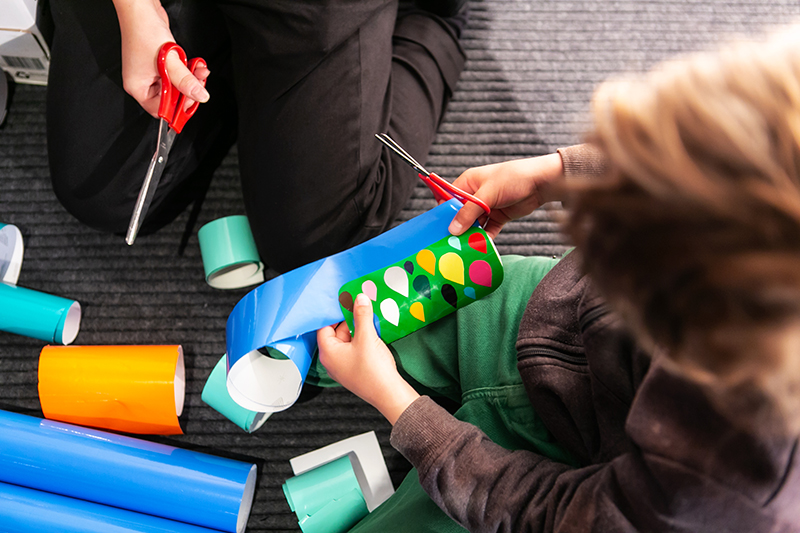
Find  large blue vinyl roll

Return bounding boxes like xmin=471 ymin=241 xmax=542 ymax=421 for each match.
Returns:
xmin=0 ymin=482 xmax=223 ymax=533
xmin=0 ymin=410 xmax=257 ymax=533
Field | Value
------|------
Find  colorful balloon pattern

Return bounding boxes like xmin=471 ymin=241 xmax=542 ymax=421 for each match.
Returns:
xmin=338 ymin=227 xmax=503 ymax=344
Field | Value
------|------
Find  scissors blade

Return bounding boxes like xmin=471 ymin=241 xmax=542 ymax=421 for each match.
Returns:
xmin=375 ymin=133 xmax=430 ymax=176
xmin=125 ymin=119 xmax=176 ymax=245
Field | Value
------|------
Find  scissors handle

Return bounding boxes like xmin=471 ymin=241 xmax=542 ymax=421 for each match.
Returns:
xmin=426 ymin=172 xmax=492 ymax=216
xmin=157 ymin=42 xmax=207 ymax=134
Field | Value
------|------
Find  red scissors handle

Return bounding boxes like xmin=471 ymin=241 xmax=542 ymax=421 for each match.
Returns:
xmin=157 ymin=42 xmax=208 ymax=134
xmin=422 ymin=172 xmax=492 ymax=216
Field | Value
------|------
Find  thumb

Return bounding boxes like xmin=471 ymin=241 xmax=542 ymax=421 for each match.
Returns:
xmin=165 ymin=51 xmax=210 ymax=103
xmin=352 ymin=293 xmax=379 ymax=344
xmin=449 ymin=201 xmax=486 ymax=235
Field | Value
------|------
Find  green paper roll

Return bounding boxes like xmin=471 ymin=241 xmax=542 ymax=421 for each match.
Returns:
xmin=282 ymin=455 xmax=368 ymax=533
xmin=198 ymin=216 xmax=265 ymax=289
xmin=201 ymin=355 xmax=270 ymax=433
xmin=0 ymin=223 xmax=24 ymax=285
xmin=0 ymin=282 xmax=81 ymax=345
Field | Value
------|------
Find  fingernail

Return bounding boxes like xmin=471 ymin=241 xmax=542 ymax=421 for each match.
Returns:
xmin=355 ymin=293 xmax=370 ymax=307
xmin=449 ymin=220 xmax=463 ymax=235
xmin=191 ymin=86 xmax=210 ymax=103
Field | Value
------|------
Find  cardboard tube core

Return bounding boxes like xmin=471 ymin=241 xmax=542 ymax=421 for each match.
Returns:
xmin=60 ymin=302 xmax=82 ymax=345
xmin=237 ymin=464 xmax=258 ymax=533
xmin=175 ymin=346 xmax=185 ymax=416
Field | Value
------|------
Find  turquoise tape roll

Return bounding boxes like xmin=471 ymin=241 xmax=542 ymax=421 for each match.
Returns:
xmin=297 ymin=489 xmax=367 ymax=533
xmin=198 ymin=216 xmax=265 ymax=289
xmin=0 ymin=282 xmax=81 ymax=344
xmin=282 ymin=456 xmax=368 ymax=533
xmin=201 ymin=355 xmax=270 ymax=433
xmin=0 ymin=223 xmax=24 ymax=285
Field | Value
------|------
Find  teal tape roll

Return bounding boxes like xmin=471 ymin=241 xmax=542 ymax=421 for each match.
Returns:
xmin=0 ymin=283 xmax=81 ymax=345
xmin=0 ymin=223 xmax=24 ymax=285
xmin=297 ymin=489 xmax=367 ymax=533
xmin=282 ymin=456 xmax=368 ymax=533
xmin=198 ymin=216 xmax=265 ymax=289
xmin=201 ymin=355 xmax=270 ymax=433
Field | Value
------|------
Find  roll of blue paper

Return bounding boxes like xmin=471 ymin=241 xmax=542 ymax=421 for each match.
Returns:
xmin=225 ymin=199 xmax=466 ymax=413
xmin=0 ymin=410 xmax=257 ymax=533
xmin=0 ymin=281 xmax=81 ymax=344
xmin=0 ymin=481 xmax=223 ymax=533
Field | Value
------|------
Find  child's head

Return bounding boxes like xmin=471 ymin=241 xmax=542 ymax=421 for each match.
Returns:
xmin=568 ymin=27 xmax=800 ymax=428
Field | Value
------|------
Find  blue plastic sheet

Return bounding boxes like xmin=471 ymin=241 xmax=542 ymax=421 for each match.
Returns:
xmin=0 ymin=410 xmax=257 ymax=533
xmin=0 ymin=481 xmax=224 ymax=533
xmin=225 ymin=200 xmax=464 ymax=412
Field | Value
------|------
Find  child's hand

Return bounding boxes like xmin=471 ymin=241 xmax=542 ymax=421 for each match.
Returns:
xmin=448 ymin=152 xmax=565 ymax=238
xmin=317 ymin=293 xmax=419 ymax=424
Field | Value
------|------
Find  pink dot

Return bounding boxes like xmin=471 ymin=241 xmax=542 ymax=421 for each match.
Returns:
xmin=468 ymin=260 xmax=492 ymax=287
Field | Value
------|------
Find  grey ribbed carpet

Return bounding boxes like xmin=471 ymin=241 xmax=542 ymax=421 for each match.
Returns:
xmin=1 ymin=1 xmax=798 ymax=531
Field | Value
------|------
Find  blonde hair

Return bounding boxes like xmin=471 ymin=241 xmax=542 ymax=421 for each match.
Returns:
xmin=567 ymin=28 xmax=800 ymax=432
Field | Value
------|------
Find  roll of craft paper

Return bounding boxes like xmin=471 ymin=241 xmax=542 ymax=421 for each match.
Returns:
xmin=38 ymin=345 xmax=186 ymax=435
xmin=283 ymin=455 xmax=368 ymax=533
xmin=0 ymin=222 xmax=24 ymax=285
xmin=289 ymin=432 xmax=394 ymax=513
xmin=0 ymin=409 xmax=257 ymax=533
xmin=226 ymin=199 xmax=466 ymax=413
xmin=202 ymin=354 xmax=269 ymax=433
xmin=0 ymin=281 xmax=81 ymax=344
xmin=0 ymin=481 xmax=223 ymax=533
xmin=339 ymin=226 xmax=504 ymax=344
xmin=199 ymin=215 xmax=265 ymax=289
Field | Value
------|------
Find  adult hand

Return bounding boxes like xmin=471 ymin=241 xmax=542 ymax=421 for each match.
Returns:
xmin=113 ymin=0 xmax=210 ymax=118
xmin=317 ymin=294 xmax=420 ymax=425
xmin=448 ymin=152 xmax=565 ymax=238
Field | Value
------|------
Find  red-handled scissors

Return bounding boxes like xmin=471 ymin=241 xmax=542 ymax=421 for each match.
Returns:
xmin=126 ymin=42 xmax=208 ymax=245
xmin=375 ymin=133 xmax=492 ymax=217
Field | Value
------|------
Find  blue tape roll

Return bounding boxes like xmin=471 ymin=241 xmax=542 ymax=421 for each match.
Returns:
xmin=0 ymin=409 xmax=257 ymax=533
xmin=225 ymin=200 xmax=464 ymax=412
xmin=0 ymin=282 xmax=81 ymax=344
xmin=0 ymin=481 xmax=223 ymax=533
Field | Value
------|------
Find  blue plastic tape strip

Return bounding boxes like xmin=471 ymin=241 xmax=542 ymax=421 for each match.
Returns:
xmin=0 ymin=481 xmax=224 ymax=533
xmin=0 ymin=409 xmax=256 ymax=533
xmin=225 ymin=200 xmax=464 ymax=413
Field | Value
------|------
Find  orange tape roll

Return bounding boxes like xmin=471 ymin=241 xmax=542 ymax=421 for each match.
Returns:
xmin=38 ymin=345 xmax=185 ymax=435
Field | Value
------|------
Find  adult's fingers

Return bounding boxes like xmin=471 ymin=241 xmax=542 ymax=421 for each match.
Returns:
xmin=164 ymin=50 xmax=210 ymax=103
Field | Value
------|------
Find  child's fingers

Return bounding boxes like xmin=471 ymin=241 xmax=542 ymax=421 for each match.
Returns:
xmin=352 ymin=293 xmax=378 ymax=344
xmin=449 ymin=201 xmax=486 ymax=235
xmin=334 ymin=321 xmax=352 ymax=342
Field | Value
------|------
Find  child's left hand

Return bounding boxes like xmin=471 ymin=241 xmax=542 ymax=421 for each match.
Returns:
xmin=317 ymin=293 xmax=420 ymax=424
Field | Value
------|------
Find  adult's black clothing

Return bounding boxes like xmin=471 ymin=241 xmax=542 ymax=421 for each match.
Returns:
xmin=46 ymin=0 xmax=465 ymax=272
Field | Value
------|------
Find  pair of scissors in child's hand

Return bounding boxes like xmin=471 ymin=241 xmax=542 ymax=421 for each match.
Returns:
xmin=125 ymin=42 xmax=208 ymax=245
xmin=375 ymin=133 xmax=492 ymax=221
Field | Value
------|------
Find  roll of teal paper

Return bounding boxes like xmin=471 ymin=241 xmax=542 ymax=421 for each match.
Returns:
xmin=0 ymin=481 xmax=223 ymax=533
xmin=202 ymin=355 xmax=270 ymax=433
xmin=0 ymin=222 xmax=24 ymax=285
xmin=0 ymin=281 xmax=81 ymax=344
xmin=198 ymin=216 xmax=265 ymax=289
xmin=283 ymin=455 xmax=368 ymax=533
xmin=0 ymin=409 xmax=257 ymax=533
